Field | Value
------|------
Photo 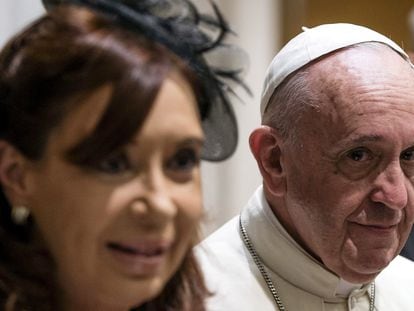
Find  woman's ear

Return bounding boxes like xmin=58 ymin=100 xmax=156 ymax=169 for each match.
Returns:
xmin=0 ymin=140 xmax=30 ymax=203
xmin=249 ymin=126 xmax=286 ymax=197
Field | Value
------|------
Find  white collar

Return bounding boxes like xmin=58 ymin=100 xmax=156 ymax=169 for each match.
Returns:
xmin=335 ymin=279 xmax=362 ymax=297
xmin=241 ymin=186 xmax=369 ymax=300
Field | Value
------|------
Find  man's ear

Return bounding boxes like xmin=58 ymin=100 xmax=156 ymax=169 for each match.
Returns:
xmin=249 ymin=126 xmax=286 ymax=197
xmin=0 ymin=140 xmax=30 ymax=203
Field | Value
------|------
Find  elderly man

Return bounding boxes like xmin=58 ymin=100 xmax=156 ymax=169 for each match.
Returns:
xmin=197 ymin=23 xmax=414 ymax=310
xmin=400 ymin=50 xmax=414 ymax=262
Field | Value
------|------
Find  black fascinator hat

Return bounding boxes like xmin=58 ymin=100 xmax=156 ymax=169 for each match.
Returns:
xmin=42 ymin=0 xmax=249 ymax=161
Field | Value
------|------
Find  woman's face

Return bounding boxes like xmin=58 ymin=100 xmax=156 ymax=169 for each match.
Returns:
xmin=23 ymin=73 xmax=204 ymax=310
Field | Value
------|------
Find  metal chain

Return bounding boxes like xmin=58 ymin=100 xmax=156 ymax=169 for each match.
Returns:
xmin=238 ymin=215 xmax=375 ymax=311
xmin=239 ymin=216 xmax=286 ymax=311
xmin=369 ymin=282 xmax=375 ymax=311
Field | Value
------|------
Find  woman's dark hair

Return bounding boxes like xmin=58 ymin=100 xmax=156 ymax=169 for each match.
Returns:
xmin=42 ymin=0 xmax=248 ymax=162
xmin=0 ymin=5 xmax=209 ymax=310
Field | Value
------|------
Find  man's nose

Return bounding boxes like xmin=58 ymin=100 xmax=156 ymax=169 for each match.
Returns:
xmin=370 ymin=162 xmax=408 ymax=210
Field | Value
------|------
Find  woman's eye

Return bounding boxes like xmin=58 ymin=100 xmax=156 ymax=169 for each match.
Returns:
xmin=168 ymin=148 xmax=200 ymax=171
xmin=166 ymin=148 xmax=200 ymax=182
xmin=97 ymin=153 xmax=131 ymax=174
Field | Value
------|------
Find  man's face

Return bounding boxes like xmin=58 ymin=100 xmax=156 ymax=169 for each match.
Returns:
xmin=280 ymin=46 xmax=414 ymax=283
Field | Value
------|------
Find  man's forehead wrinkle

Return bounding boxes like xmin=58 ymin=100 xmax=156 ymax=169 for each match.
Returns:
xmin=349 ymin=134 xmax=383 ymax=144
xmin=306 ymin=48 xmax=406 ymax=123
xmin=306 ymin=60 xmax=352 ymax=126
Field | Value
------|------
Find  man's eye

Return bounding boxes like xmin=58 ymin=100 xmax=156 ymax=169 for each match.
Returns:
xmin=401 ymin=148 xmax=414 ymax=161
xmin=97 ymin=153 xmax=131 ymax=174
xmin=346 ymin=148 xmax=372 ymax=162
xmin=337 ymin=147 xmax=378 ymax=181
xmin=401 ymin=148 xmax=414 ymax=178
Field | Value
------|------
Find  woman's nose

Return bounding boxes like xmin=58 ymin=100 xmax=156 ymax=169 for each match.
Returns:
xmin=145 ymin=188 xmax=177 ymax=218
xmin=130 ymin=168 xmax=177 ymax=221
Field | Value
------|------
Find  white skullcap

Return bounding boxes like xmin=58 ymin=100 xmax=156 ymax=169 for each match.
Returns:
xmin=260 ymin=23 xmax=411 ymax=116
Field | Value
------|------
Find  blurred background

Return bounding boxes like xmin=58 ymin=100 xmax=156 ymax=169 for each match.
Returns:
xmin=1 ymin=0 xmax=413 ymax=236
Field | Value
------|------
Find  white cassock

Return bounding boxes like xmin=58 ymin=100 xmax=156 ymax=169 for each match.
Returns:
xmin=196 ymin=186 xmax=414 ymax=311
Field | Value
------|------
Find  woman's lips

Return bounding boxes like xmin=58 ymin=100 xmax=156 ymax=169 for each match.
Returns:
xmin=106 ymin=240 xmax=173 ymax=276
xmin=107 ymin=241 xmax=170 ymax=255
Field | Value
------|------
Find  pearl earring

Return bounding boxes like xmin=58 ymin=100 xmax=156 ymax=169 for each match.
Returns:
xmin=11 ymin=205 xmax=30 ymax=225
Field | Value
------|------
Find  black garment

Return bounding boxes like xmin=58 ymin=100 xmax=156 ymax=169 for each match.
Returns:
xmin=401 ymin=227 xmax=414 ymax=261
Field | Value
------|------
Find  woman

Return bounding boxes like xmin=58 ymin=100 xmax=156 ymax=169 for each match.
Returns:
xmin=0 ymin=0 xmax=245 ymax=310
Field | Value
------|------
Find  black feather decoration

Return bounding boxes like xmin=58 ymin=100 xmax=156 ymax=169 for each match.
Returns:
xmin=42 ymin=0 xmax=250 ymax=161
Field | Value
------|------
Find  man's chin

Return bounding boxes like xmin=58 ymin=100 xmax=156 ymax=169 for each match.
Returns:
xmin=337 ymin=254 xmax=396 ymax=283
